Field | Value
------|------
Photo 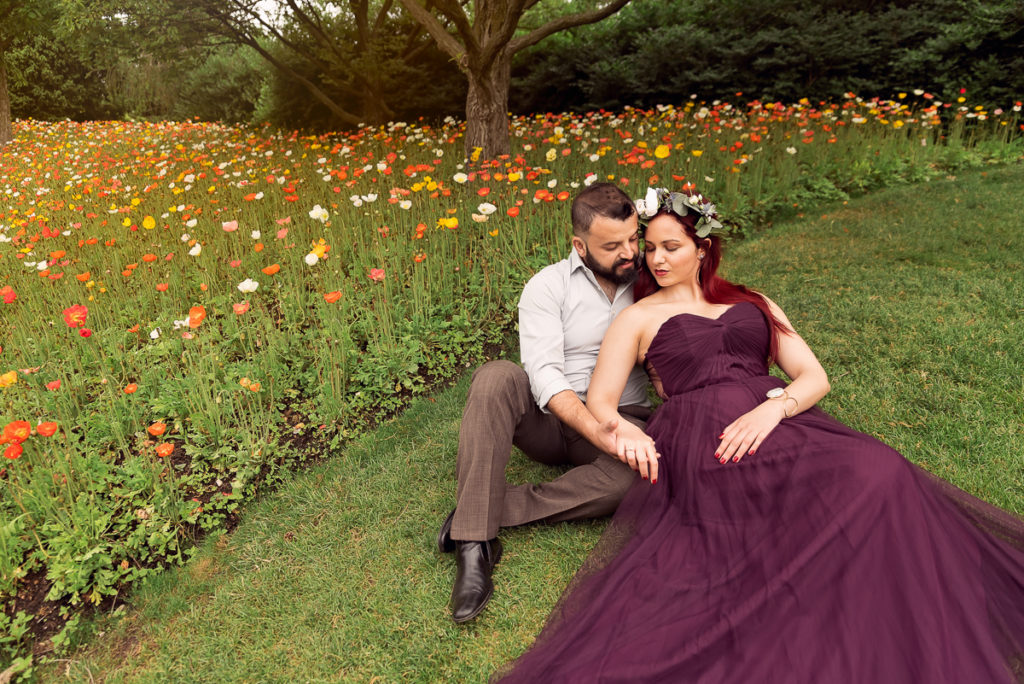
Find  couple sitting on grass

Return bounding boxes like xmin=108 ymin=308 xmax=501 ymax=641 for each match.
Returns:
xmin=437 ymin=182 xmax=1024 ymax=682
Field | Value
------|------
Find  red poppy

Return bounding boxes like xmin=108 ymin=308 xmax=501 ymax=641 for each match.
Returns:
xmin=36 ymin=422 xmax=58 ymax=437
xmin=124 ymin=383 xmax=138 ymax=394
xmin=63 ymin=304 xmax=88 ymax=328
xmin=3 ymin=443 xmax=22 ymax=460
xmin=156 ymin=283 xmax=169 ymax=292
xmin=80 ymin=328 xmax=92 ymax=338
xmin=3 ymin=420 xmax=31 ymax=444
xmin=45 ymin=380 xmax=61 ymax=391
xmin=233 ymin=301 xmax=250 ymax=315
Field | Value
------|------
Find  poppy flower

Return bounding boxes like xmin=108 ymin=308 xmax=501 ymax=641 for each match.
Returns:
xmin=124 ymin=383 xmax=138 ymax=394
xmin=323 ymin=291 xmax=342 ymax=303
xmin=76 ymin=272 xmax=91 ymax=282
xmin=0 ymin=286 xmax=16 ymax=304
xmin=147 ymin=422 xmax=166 ymax=437
xmin=46 ymin=380 xmax=61 ymax=390
xmin=142 ymin=253 xmax=158 ymax=263
xmin=222 ymin=220 xmax=238 ymax=232
xmin=188 ymin=305 xmax=207 ymax=328
xmin=36 ymin=422 xmax=58 ymax=437
xmin=156 ymin=283 xmax=169 ymax=292
xmin=507 ymin=207 xmax=520 ymax=218
xmin=155 ymin=443 xmax=174 ymax=458
xmin=3 ymin=443 xmax=22 ymax=460
xmin=63 ymin=304 xmax=88 ymax=328
xmin=3 ymin=420 xmax=31 ymax=443
xmin=233 ymin=301 xmax=250 ymax=315
xmin=261 ymin=263 xmax=280 ymax=275
xmin=80 ymin=328 xmax=93 ymax=338
xmin=368 ymin=268 xmax=385 ymax=282
xmin=0 ymin=371 xmax=16 ymax=388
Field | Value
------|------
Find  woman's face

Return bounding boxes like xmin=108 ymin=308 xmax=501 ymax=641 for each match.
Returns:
xmin=643 ymin=214 xmax=702 ymax=288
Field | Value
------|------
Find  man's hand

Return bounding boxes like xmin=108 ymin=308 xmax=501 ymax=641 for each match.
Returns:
xmin=591 ymin=417 xmax=620 ymax=456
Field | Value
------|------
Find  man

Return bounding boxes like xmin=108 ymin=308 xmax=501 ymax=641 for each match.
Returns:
xmin=438 ymin=182 xmax=655 ymax=623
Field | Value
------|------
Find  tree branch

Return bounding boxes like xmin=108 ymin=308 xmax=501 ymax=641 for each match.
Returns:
xmin=397 ymin=0 xmax=476 ymax=65
xmin=508 ymin=0 xmax=633 ymax=54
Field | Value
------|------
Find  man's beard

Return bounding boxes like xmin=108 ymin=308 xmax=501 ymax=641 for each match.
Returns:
xmin=583 ymin=250 xmax=638 ymax=285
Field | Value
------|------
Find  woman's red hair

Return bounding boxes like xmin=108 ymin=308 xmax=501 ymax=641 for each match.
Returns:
xmin=635 ymin=199 xmax=791 ymax=363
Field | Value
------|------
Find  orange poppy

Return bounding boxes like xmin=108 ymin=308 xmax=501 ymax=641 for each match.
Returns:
xmin=142 ymin=253 xmax=158 ymax=263
xmin=323 ymin=291 xmax=342 ymax=303
xmin=187 ymin=305 xmax=207 ymax=328
xmin=147 ymin=422 xmax=166 ymax=437
xmin=156 ymin=283 xmax=168 ymax=292
xmin=261 ymin=263 xmax=280 ymax=275
xmin=3 ymin=443 xmax=22 ymax=460
xmin=124 ymin=383 xmax=138 ymax=394
xmin=155 ymin=443 xmax=174 ymax=458
xmin=233 ymin=301 xmax=250 ymax=314
xmin=76 ymin=272 xmax=91 ymax=282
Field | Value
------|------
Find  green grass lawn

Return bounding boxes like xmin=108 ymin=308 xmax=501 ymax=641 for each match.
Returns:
xmin=46 ymin=164 xmax=1023 ymax=682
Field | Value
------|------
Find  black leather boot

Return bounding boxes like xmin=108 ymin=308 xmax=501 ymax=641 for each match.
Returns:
xmin=450 ymin=538 xmax=503 ymax=623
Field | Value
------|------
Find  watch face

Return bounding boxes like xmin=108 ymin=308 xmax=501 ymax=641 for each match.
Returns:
xmin=766 ymin=387 xmax=785 ymax=399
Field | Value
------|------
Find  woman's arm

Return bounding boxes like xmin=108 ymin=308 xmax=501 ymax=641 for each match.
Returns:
xmin=587 ymin=307 xmax=662 ymax=482
xmin=715 ymin=297 xmax=831 ymax=464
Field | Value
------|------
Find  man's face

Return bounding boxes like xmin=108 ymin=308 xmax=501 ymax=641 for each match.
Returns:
xmin=573 ymin=214 xmax=640 ymax=285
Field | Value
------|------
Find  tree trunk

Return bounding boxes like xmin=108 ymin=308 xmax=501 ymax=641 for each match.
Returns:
xmin=0 ymin=50 xmax=11 ymax=147
xmin=464 ymin=50 xmax=511 ymax=160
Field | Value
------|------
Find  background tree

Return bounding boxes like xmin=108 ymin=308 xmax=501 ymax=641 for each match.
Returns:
xmin=397 ymin=0 xmax=634 ymax=158
xmin=0 ymin=1 xmax=52 ymax=145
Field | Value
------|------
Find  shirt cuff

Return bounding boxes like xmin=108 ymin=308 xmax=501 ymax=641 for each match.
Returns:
xmin=533 ymin=373 xmax=575 ymax=413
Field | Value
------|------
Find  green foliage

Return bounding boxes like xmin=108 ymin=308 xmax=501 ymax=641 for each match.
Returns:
xmin=510 ymin=0 xmax=1024 ymax=113
xmin=170 ymin=46 xmax=266 ymax=124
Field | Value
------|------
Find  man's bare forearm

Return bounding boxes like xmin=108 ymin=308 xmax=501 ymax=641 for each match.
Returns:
xmin=546 ymin=389 xmax=614 ymax=454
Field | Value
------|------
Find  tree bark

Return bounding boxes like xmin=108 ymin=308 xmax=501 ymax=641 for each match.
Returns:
xmin=399 ymin=0 xmax=634 ymax=160
xmin=0 ymin=49 xmax=11 ymax=146
xmin=464 ymin=50 xmax=512 ymax=159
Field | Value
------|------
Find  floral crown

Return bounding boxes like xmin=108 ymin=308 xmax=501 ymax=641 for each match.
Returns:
xmin=634 ymin=187 xmax=723 ymax=238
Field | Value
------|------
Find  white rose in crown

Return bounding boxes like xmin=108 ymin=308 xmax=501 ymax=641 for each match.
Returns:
xmin=636 ymin=187 xmax=660 ymax=219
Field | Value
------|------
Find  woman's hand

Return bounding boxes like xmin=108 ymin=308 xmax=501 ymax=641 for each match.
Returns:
xmin=715 ymin=401 xmax=786 ymax=464
xmin=615 ymin=420 xmax=661 ymax=482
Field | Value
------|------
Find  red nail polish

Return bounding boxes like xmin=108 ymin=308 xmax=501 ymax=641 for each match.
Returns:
xmin=642 ymin=473 xmax=647 ymax=479
xmin=717 ymin=433 xmax=724 ymax=439
xmin=714 ymin=452 xmax=720 ymax=458
xmin=748 ymin=448 xmax=755 ymax=455
xmin=652 ymin=478 xmax=657 ymax=484
xmin=733 ymin=455 xmax=740 ymax=462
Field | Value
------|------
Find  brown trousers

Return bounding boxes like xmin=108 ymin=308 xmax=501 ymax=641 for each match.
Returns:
xmin=451 ymin=360 xmax=650 ymax=541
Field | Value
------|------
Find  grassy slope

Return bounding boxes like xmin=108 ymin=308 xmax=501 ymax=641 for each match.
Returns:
xmin=50 ymin=165 xmax=1023 ymax=682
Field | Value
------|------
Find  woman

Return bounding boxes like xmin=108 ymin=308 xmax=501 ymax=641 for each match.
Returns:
xmin=495 ymin=187 xmax=1024 ymax=683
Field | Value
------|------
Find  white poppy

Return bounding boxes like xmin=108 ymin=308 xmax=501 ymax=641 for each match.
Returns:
xmin=189 ymin=243 xmax=202 ymax=256
xmin=237 ymin=278 xmax=259 ymax=293
xmin=309 ymin=204 xmax=329 ymax=222
xmin=477 ymin=202 xmax=497 ymax=215
xmin=304 ymin=253 xmax=319 ymax=266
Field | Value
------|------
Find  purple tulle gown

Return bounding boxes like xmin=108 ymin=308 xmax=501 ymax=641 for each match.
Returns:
xmin=496 ymin=301 xmax=1024 ymax=683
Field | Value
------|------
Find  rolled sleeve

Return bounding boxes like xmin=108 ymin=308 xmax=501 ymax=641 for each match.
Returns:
xmin=519 ymin=269 xmax=574 ymax=411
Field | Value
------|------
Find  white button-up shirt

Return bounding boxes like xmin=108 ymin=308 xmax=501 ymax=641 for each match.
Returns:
xmin=518 ymin=250 xmax=649 ymax=412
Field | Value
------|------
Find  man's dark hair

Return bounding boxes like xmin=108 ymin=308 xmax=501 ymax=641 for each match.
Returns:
xmin=570 ymin=182 xmax=636 ymax=236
